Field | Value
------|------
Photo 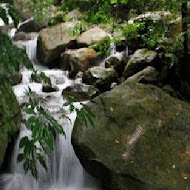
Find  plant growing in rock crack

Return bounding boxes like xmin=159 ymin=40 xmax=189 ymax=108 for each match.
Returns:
xmin=68 ymin=21 xmax=89 ymax=37
xmin=90 ymin=37 xmax=112 ymax=56
xmin=31 ymin=70 xmax=52 ymax=86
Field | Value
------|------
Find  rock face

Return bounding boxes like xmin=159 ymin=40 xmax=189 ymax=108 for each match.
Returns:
xmin=0 ymin=82 xmax=21 ymax=168
xmin=77 ymin=27 xmax=108 ymax=46
xmin=123 ymin=49 xmax=158 ymax=79
xmin=82 ymin=66 xmax=117 ymax=92
xmin=60 ymin=48 xmax=97 ymax=74
xmin=37 ymin=22 xmax=78 ymax=65
xmin=72 ymin=82 xmax=190 ymax=190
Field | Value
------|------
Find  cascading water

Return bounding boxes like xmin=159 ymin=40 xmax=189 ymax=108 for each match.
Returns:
xmin=0 ymin=27 xmax=103 ymax=190
xmin=99 ymin=35 xmax=129 ymax=68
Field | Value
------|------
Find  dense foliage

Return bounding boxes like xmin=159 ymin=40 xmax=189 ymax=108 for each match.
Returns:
xmin=0 ymin=33 xmax=32 ymax=79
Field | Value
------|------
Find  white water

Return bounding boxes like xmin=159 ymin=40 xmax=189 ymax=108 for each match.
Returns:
xmin=99 ymin=35 xmax=129 ymax=67
xmin=0 ymin=30 xmax=102 ymax=190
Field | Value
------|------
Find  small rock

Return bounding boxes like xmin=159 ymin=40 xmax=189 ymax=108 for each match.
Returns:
xmin=13 ymin=32 xmax=32 ymax=41
xmin=82 ymin=66 xmax=117 ymax=92
xmin=10 ymin=73 xmax=22 ymax=85
xmin=62 ymin=83 xmax=99 ymax=101
xmin=42 ymin=85 xmax=58 ymax=93
xmin=105 ymin=56 xmax=127 ymax=77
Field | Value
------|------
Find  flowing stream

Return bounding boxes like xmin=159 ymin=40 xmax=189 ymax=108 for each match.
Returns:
xmin=0 ymin=15 xmax=129 ymax=188
xmin=0 ymin=30 xmax=103 ymax=190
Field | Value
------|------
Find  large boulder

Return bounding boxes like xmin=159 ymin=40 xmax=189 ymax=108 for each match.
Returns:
xmin=37 ymin=22 xmax=78 ymax=65
xmin=0 ymin=82 xmax=21 ymax=168
xmin=77 ymin=27 xmax=109 ymax=46
xmin=123 ymin=49 xmax=158 ymax=79
xmin=60 ymin=48 xmax=97 ymax=75
xmin=82 ymin=66 xmax=117 ymax=92
xmin=72 ymin=81 xmax=190 ymax=190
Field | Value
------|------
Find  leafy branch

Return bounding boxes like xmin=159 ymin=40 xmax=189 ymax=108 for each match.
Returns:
xmin=18 ymin=92 xmax=95 ymax=179
xmin=63 ymin=97 xmax=95 ymax=128
xmin=18 ymin=88 xmax=65 ymax=179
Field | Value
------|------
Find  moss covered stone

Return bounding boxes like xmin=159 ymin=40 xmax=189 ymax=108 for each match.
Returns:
xmin=72 ymin=81 xmax=190 ymax=190
xmin=123 ymin=49 xmax=158 ymax=80
xmin=0 ymin=81 xmax=21 ymax=168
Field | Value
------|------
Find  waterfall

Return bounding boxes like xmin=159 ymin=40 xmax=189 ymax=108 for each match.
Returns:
xmin=0 ymin=28 xmax=103 ymax=190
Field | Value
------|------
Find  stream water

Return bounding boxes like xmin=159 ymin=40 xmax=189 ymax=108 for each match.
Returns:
xmin=0 ymin=30 xmax=103 ymax=190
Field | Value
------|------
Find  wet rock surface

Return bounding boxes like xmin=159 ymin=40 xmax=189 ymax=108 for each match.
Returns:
xmin=82 ymin=66 xmax=117 ymax=92
xmin=72 ymin=81 xmax=190 ymax=190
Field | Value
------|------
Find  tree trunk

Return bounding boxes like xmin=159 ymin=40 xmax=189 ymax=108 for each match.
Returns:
xmin=181 ymin=2 xmax=188 ymax=56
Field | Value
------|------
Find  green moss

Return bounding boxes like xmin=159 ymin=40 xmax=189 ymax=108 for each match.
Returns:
xmin=0 ymin=81 xmax=21 ymax=168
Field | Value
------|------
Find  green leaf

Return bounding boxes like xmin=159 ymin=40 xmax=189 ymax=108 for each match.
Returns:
xmin=17 ymin=154 xmax=24 ymax=163
xmin=37 ymin=154 xmax=47 ymax=171
xmin=0 ymin=7 xmax=9 ymax=25
xmin=19 ymin=136 xmax=29 ymax=149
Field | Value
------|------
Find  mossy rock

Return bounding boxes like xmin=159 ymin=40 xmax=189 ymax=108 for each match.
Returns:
xmin=72 ymin=81 xmax=190 ymax=190
xmin=123 ymin=49 xmax=158 ymax=80
xmin=82 ymin=66 xmax=117 ymax=92
xmin=0 ymin=81 xmax=21 ymax=168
